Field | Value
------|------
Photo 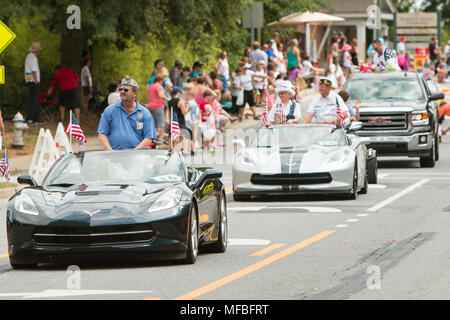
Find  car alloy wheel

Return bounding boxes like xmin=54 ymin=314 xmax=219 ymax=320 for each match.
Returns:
xmin=184 ymin=205 xmax=199 ymax=264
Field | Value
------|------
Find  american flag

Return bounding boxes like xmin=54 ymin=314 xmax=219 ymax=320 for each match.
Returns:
xmin=0 ymin=149 xmax=10 ymax=181
xmin=336 ymin=104 xmax=345 ymax=126
xmin=65 ymin=112 xmax=87 ymax=143
xmin=78 ymin=140 xmax=85 ymax=152
xmin=275 ymin=104 xmax=286 ymax=124
xmin=171 ymin=107 xmax=181 ymax=143
xmin=261 ymin=95 xmax=268 ymax=126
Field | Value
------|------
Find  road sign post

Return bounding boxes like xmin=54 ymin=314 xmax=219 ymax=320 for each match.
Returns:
xmin=243 ymin=2 xmax=264 ymax=44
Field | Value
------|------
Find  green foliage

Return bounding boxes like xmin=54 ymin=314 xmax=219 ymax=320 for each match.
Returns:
xmin=0 ymin=16 xmax=60 ymax=119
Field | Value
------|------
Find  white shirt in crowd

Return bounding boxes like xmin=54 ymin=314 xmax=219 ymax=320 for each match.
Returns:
xmin=239 ymin=70 xmax=254 ymax=91
xmin=307 ymin=91 xmax=349 ymax=123
xmin=81 ymin=65 xmax=92 ymax=87
xmin=253 ymin=69 xmax=267 ymax=90
xmin=217 ymin=58 xmax=229 ymax=80
xmin=231 ymin=75 xmax=241 ymax=97
xmin=268 ymin=100 xmax=301 ymax=123
xmin=396 ymin=41 xmax=406 ymax=55
xmin=302 ymin=60 xmax=313 ymax=77
xmin=107 ymin=92 xmax=121 ymax=105
xmin=24 ymin=52 xmax=40 ymax=83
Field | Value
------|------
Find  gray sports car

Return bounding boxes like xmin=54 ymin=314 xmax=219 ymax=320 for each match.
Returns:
xmin=232 ymin=123 xmax=377 ymax=201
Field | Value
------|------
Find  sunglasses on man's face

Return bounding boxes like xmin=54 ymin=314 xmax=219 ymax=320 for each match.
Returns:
xmin=119 ymin=87 xmax=130 ymax=92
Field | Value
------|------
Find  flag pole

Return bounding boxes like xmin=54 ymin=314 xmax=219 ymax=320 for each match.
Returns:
xmin=169 ymin=107 xmax=173 ymax=151
xmin=69 ymin=109 xmax=72 ymax=149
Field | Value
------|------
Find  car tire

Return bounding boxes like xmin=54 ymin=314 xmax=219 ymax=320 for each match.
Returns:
xmin=183 ymin=205 xmax=199 ymax=264
xmin=420 ymin=140 xmax=435 ymax=168
xmin=347 ymin=162 xmax=358 ymax=200
xmin=359 ymin=173 xmax=368 ymax=194
xmin=434 ymin=133 xmax=439 ymax=161
xmin=233 ymin=193 xmax=251 ymax=201
xmin=10 ymin=261 xmax=38 ymax=269
xmin=202 ymin=192 xmax=228 ymax=253
xmin=367 ymin=156 xmax=377 ymax=184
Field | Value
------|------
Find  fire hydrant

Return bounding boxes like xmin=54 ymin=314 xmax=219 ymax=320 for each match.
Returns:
xmin=11 ymin=112 xmax=29 ymax=148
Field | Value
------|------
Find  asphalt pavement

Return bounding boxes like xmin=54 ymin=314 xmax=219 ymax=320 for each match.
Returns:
xmin=1 ymin=88 xmax=450 ymax=300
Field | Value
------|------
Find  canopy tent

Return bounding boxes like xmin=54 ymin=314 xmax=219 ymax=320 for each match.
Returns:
xmin=268 ymin=11 xmax=345 ymax=59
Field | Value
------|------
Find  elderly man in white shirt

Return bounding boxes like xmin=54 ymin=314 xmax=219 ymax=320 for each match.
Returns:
xmin=303 ymin=77 xmax=350 ymax=125
xmin=24 ymin=42 xmax=42 ymax=124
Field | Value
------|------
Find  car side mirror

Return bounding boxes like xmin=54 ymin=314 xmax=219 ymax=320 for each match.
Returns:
xmin=347 ymin=121 xmax=363 ymax=132
xmin=194 ymin=169 xmax=222 ymax=189
xmin=187 ymin=167 xmax=197 ymax=182
xmin=17 ymin=174 xmax=37 ymax=186
xmin=429 ymin=92 xmax=444 ymax=101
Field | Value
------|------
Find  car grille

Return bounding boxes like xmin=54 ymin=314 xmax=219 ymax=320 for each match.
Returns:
xmin=32 ymin=224 xmax=157 ymax=246
xmin=359 ymin=112 xmax=408 ymax=130
xmin=251 ymin=173 xmax=332 ymax=185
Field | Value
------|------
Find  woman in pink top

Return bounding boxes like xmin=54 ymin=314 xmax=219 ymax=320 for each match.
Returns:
xmin=147 ymin=74 xmax=170 ymax=142
xmin=193 ymin=76 xmax=211 ymax=106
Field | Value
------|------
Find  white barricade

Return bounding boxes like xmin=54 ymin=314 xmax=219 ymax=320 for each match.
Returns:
xmin=28 ymin=128 xmax=60 ymax=184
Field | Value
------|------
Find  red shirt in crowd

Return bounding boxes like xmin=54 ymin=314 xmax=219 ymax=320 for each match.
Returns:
xmin=198 ymin=101 xmax=214 ymax=122
xmin=49 ymin=68 xmax=79 ymax=92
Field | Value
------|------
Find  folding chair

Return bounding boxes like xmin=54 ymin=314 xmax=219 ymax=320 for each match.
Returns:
xmin=39 ymin=91 xmax=59 ymax=122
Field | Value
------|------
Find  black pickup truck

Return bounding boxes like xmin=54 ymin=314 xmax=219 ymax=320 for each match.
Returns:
xmin=344 ymin=72 xmax=444 ymax=167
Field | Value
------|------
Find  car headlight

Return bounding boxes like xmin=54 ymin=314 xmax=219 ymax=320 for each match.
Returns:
xmin=236 ymin=151 xmax=256 ymax=166
xmin=328 ymin=150 xmax=349 ymax=164
xmin=148 ymin=189 xmax=182 ymax=213
xmin=412 ymin=112 xmax=429 ymax=126
xmin=14 ymin=194 xmax=40 ymax=216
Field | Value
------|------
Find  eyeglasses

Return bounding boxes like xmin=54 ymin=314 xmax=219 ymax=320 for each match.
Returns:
xmin=118 ymin=88 xmax=129 ymax=92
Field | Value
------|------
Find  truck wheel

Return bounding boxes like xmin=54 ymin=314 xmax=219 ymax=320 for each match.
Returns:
xmin=420 ymin=140 xmax=435 ymax=168
xmin=434 ymin=133 xmax=439 ymax=161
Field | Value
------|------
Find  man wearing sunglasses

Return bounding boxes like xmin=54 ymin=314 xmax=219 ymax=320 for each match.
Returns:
xmin=303 ymin=77 xmax=349 ymax=125
xmin=97 ymin=77 xmax=156 ymax=150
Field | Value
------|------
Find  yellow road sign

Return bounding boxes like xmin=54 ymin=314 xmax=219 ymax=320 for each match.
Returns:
xmin=0 ymin=20 xmax=15 ymax=55
xmin=0 ymin=66 xmax=4 ymax=84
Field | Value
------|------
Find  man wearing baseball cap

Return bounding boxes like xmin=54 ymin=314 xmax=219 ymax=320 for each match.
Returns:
xmin=97 ymin=77 xmax=156 ymax=150
xmin=303 ymin=77 xmax=350 ymax=124
xmin=24 ymin=42 xmax=43 ymax=124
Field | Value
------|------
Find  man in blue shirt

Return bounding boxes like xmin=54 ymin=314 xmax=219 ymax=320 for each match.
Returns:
xmin=98 ymin=77 xmax=156 ymax=150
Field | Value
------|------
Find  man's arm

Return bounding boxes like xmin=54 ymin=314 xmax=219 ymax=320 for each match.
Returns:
xmin=98 ymin=133 xmax=113 ymax=151
xmin=134 ymin=138 xmax=153 ymax=150
xmin=303 ymin=112 xmax=313 ymax=124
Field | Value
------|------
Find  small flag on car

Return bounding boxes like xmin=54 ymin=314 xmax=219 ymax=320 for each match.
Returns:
xmin=0 ymin=149 xmax=10 ymax=181
xmin=171 ymin=107 xmax=181 ymax=143
xmin=65 ymin=111 xmax=87 ymax=143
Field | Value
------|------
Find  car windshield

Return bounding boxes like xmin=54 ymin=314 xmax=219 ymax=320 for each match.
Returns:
xmin=426 ymin=79 xmax=440 ymax=93
xmin=44 ymin=150 xmax=184 ymax=188
xmin=253 ymin=125 xmax=348 ymax=148
xmin=346 ymin=77 xmax=425 ymax=101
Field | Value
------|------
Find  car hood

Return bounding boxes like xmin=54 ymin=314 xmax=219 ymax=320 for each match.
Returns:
xmin=353 ymin=100 xmax=427 ymax=112
xmin=41 ymin=182 xmax=174 ymax=206
xmin=238 ymin=146 xmax=353 ymax=173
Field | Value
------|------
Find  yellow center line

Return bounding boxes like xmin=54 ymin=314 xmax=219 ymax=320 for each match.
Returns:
xmin=173 ymin=230 xmax=335 ymax=300
xmin=0 ymin=253 xmax=9 ymax=259
xmin=251 ymin=243 xmax=286 ymax=257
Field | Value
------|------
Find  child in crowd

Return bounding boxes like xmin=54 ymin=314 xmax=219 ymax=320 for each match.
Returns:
xmin=176 ymin=66 xmax=190 ymax=89
xmin=338 ymin=89 xmax=360 ymax=121
xmin=198 ymin=90 xmax=217 ymax=152
xmin=231 ymin=68 xmax=243 ymax=116
xmin=252 ymin=61 xmax=268 ymax=107
xmin=183 ymin=82 xmax=200 ymax=154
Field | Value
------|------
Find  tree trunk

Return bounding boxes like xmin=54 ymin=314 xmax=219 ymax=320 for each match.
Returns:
xmin=60 ymin=29 xmax=83 ymax=74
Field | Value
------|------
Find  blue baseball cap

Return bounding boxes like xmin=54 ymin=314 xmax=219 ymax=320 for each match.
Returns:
xmin=121 ymin=77 xmax=139 ymax=89
xmin=173 ymin=86 xmax=183 ymax=94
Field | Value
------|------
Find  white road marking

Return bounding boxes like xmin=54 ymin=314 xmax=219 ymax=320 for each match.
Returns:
xmin=228 ymin=206 xmax=341 ymax=213
xmin=377 ymin=173 xmax=390 ymax=179
xmin=227 ymin=239 xmax=271 ymax=246
xmin=0 ymin=289 xmax=151 ymax=299
xmin=346 ymin=219 xmax=359 ymax=222
xmin=335 ymin=224 xmax=348 ymax=228
xmin=367 ymin=178 xmax=430 ymax=212
xmin=356 ymin=214 xmax=369 ymax=217
xmin=369 ymin=184 xmax=386 ymax=189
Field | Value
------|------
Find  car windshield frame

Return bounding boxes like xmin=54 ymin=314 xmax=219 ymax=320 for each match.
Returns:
xmin=253 ymin=125 xmax=349 ymax=148
xmin=43 ymin=150 xmax=185 ymax=189
xmin=345 ymin=76 xmax=426 ymax=102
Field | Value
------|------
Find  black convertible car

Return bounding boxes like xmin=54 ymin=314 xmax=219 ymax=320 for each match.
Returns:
xmin=7 ymin=150 xmax=227 ymax=268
